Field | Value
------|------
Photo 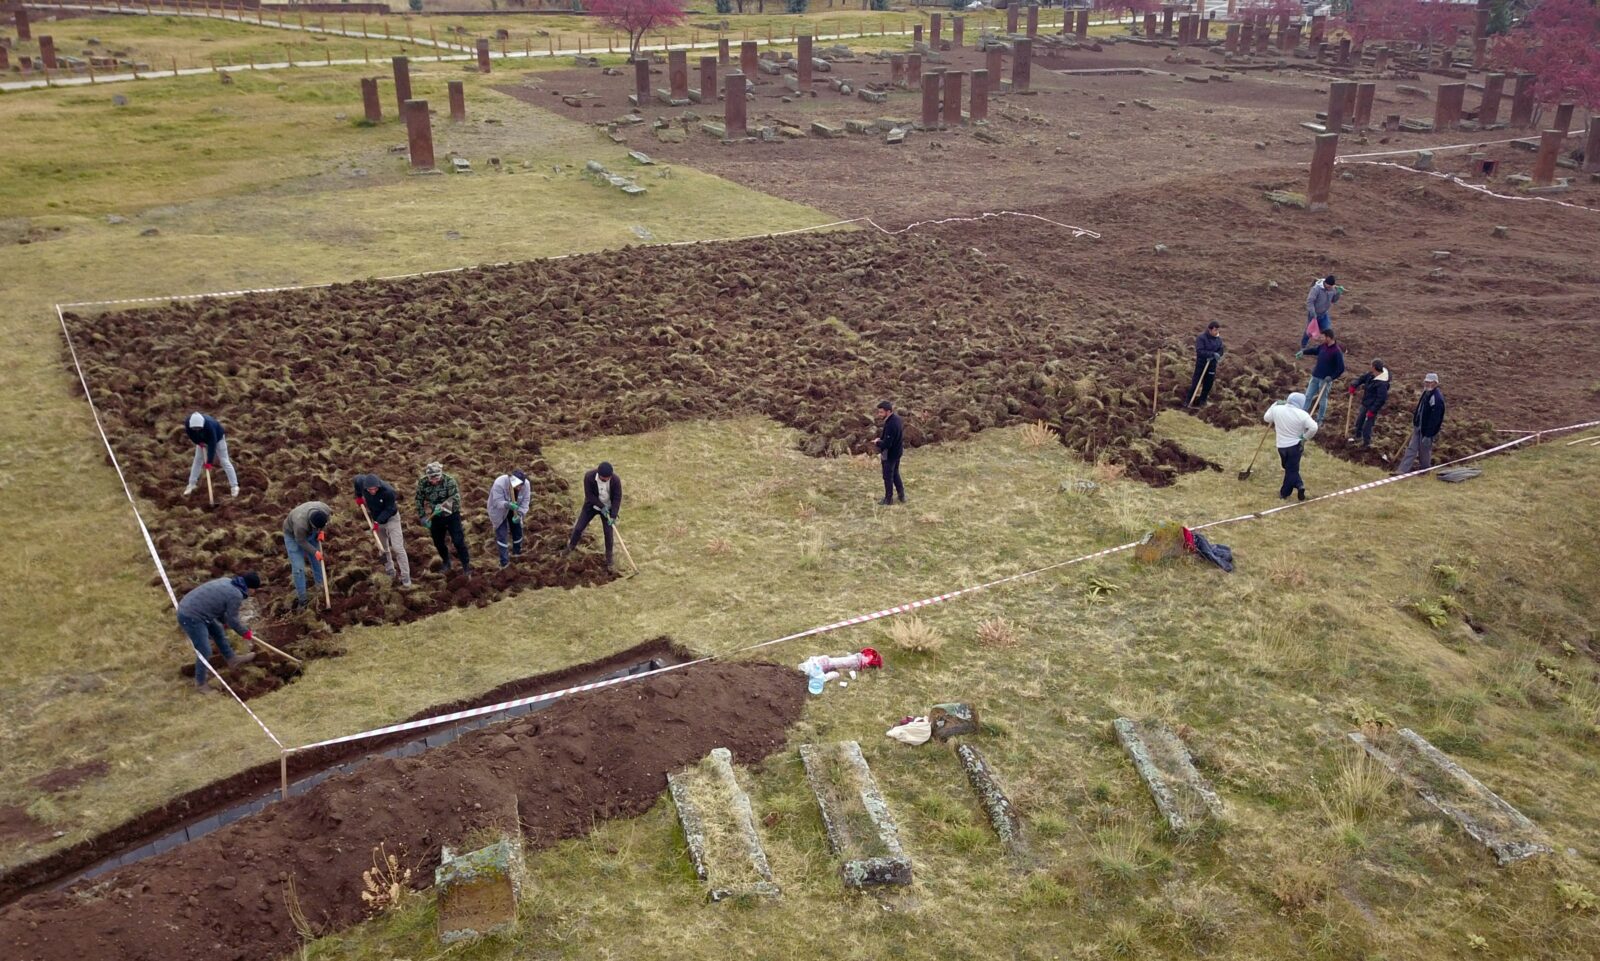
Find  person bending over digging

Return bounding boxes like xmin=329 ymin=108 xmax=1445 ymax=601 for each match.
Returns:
xmin=873 ymin=400 xmax=905 ymax=506
xmin=488 ymin=469 xmax=531 ymax=569
xmin=561 ymin=462 xmax=622 ymax=569
xmin=417 ymin=461 xmax=471 ymax=577
xmin=182 ymin=411 xmax=240 ymax=498
xmin=1395 ymin=372 xmax=1447 ymax=474
xmin=1346 ymin=359 xmax=1391 ymax=449
xmin=283 ymin=500 xmax=332 ymax=610
xmin=354 ymin=472 xmax=410 ymax=588
xmin=176 ymin=570 xmax=260 ymax=694
xmin=1264 ymin=391 xmax=1319 ymax=501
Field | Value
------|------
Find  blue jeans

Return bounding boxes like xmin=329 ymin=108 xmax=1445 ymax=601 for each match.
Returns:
xmin=1303 ymin=375 xmax=1334 ymax=423
xmin=284 ymin=532 xmax=324 ymax=602
xmin=178 ymin=612 xmax=235 ymax=687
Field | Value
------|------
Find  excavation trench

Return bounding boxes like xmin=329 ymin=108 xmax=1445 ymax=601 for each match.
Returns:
xmin=0 ymin=637 xmax=688 ymax=907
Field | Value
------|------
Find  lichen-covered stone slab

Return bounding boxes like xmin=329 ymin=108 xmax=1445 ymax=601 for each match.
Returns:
xmin=955 ymin=743 xmax=1027 ymax=857
xmin=435 ymin=837 xmax=524 ymax=945
xmin=799 ymin=741 xmax=913 ymax=888
xmin=667 ymin=748 xmax=780 ymax=901
xmin=1114 ymin=718 xmax=1224 ymax=833
xmin=1349 ymin=728 xmax=1551 ymax=866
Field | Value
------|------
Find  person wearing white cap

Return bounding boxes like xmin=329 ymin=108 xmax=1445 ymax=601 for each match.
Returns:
xmin=1396 ymin=373 xmax=1446 ymax=474
xmin=182 ymin=411 xmax=239 ymax=497
xmin=488 ymin=469 xmax=532 ymax=569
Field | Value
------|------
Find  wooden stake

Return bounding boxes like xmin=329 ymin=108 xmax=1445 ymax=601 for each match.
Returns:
xmin=316 ymin=533 xmax=331 ymax=609
xmin=280 ymin=752 xmax=289 ymax=802
xmin=1151 ymin=351 xmax=1162 ymax=417
xmin=1185 ymin=357 xmax=1213 ymax=408
xmin=1343 ymin=391 xmax=1354 ymax=437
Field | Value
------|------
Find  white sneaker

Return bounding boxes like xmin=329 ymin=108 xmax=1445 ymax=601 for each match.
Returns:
xmin=230 ymin=486 xmax=241 ymax=497
xmin=183 ymin=484 xmax=197 ymax=496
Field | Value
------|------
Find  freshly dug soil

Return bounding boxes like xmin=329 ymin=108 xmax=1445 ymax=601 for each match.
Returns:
xmin=27 ymin=762 xmax=110 ymax=795
xmin=0 ymin=637 xmax=684 ymax=906
xmin=0 ymin=660 xmax=805 ymax=961
xmin=0 ymin=807 xmax=51 ymax=847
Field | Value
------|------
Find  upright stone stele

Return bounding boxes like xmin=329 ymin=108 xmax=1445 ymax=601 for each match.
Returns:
xmin=797 ymin=35 xmax=813 ymax=89
xmin=668 ymin=49 xmax=689 ymax=101
xmin=1224 ymin=24 xmax=1239 ymax=54
xmin=1325 ymin=81 xmax=1352 ymax=134
xmin=740 ymin=40 xmax=758 ymax=79
xmin=392 ymin=56 xmax=413 ymax=116
xmin=448 ymin=80 xmax=466 ymax=122
xmin=1353 ymin=82 xmax=1376 ymax=130
xmin=1508 ymin=73 xmax=1536 ymax=128
xmin=1337 ymin=37 xmax=1351 ymax=65
xmin=1007 ymin=5 xmax=1020 ymax=34
xmin=1239 ymin=22 xmax=1255 ymax=53
xmin=1309 ymin=14 xmax=1326 ymax=46
xmin=1026 ymin=4 xmax=1039 ymax=38
xmin=1199 ymin=14 xmax=1211 ymax=41
xmin=1076 ymin=9 xmax=1089 ymax=38
xmin=1143 ymin=13 xmax=1157 ymax=39
xmin=1531 ymin=129 xmax=1562 ymax=187
xmin=14 ymin=8 xmax=30 ymax=41
xmin=907 ymin=52 xmax=922 ymax=87
xmin=699 ymin=56 xmax=717 ymax=104
xmin=724 ymin=72 xmax=747 ymax=137
xmin=405 ymin=99 xmax=435 ymax=170
xmin=476 ymin=38 xmax=491 ymax=73
xmin=953 ymin=16 xmax=965 ymax=47
xmin=890 ymin=53 xmax=905 ymax=88
xmin=1307 ymin=132 xmax=1338 ymax=212
xmin=1551 ymin=102 xmax=1575 ymax=135
xmin=360 ymin=78 xmax=383 ymax=123
xmin=1012 ymin=38 xmax=1031 ymax=93
xmin=633 ymin=58 xmax=650 ymax=107
xmin=39 ymin=35 xmax=57 ymax=70
xmin=985 ymin=47 xmax=1002 ymax=92
xmin=920 ymin=72 xmax=941 ymax=129
xmin=1478 ymin=73 xmax=1505 ymax=127
xmin=1161 ymin=6 xmax=1174 ymax=38
xmin=931 ymin=13 xmax=942 ymax=46
xmin=1582 ymin=118 xmax=1600 ymax=174
xmin=942 ymin=71 xmax=963 ymax=125
xmin=970 ymin=68 xmax=989 ymax=121
xmin=718 ymin=37 xmax=730 ymax=65
xmin=1433 ymin=82 xmax=1465 ymax=132
xmin=435 ymin=838 xmax=523 ymax=945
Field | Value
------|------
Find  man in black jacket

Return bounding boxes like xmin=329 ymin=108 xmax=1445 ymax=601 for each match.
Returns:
xmin=563 ymin=461 xmax=623 ymax=568
xmin=1346 ymin=359 xmax=1391 ymax=448
xmin=1186 ymin=321 xmax=1225 ymax=407
xmin=873 ymin=400 xmax=905 ymax=506
xmin=354 ymin=473 xmax=411 ymax=587
xmin=1396 ymin=372 xmax=1446 ymax=473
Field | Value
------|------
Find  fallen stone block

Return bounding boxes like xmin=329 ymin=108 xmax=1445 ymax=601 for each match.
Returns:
xmin=955 ymin=744 xmax=1027 ymax=857
xmin=886 ymin=127 xmax=908 ymax=144
xmin=655 ymin=127 xmax=686 ymax=144
xmin=1114 ymin=718 xmax=1224 ymax=833
xmin=627 ymin=150 xmax=654 ymax=164
xmin=436 ymin=836 xmax=524 ymax=945
xmin=844 ymin=118 xmax=875 ymax=134
xmin=757 ymin=58 xmax=782 ymax=76
xmin=930 ymin=703 xmax=979 ymax=741
xmin=811 ymin=121 xmax=845 ymax=138
xmin=699 ymin=121 xmax=726 ymax=139
xmin=812 ymin=58 xmax=832 ymax=73
xmin=778 ymin=125 xmax=806 ymax=138
xmin=858 ymin=88 xmax=888 ymax=104
xmin=1349 ymin=728 xmax=1551 ymax=865
xmin=876 ymin=116 xmax=913 ymax=132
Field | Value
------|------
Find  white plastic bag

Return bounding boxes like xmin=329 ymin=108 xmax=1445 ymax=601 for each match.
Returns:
xmin=885 ymin=717 xmax=932 ymax=746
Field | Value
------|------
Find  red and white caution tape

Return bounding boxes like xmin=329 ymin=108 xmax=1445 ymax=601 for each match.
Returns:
xmin=288 ymin=417 xmax=1600 ymax=755
xmin=1337 ymin=159 xmax=1600 ymax=214
xmin=55 ymin=307 xmax=284 ymax=749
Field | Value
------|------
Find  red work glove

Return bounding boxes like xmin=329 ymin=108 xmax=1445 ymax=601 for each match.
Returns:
xmin=371 ymin=522 xmax=379 ymax=532
xmin=314 ymin=551 xmax=324 ymax=562
xmin=355 ymin=496 xmax=365 ymax=506
xmin=205 ymin=463 xmax=214 ymax=470
xmin=317 ymin=530 xmax=325 ymax=543
xmin=1347 ymin=386 xmax=1356 ymax=395
xmin=242 ymin=629 xmax=254 ymax=641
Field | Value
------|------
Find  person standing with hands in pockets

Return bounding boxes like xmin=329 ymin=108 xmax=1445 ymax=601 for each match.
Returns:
xmin=874 ymin=400 xmax=905 ymax=506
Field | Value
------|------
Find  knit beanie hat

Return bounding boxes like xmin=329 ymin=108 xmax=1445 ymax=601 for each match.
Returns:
xmin=310 ymin=510 xmax=329 ymax=529
xmin=511 ymin=469 xmax=527 ymax=488
xmin=240 ymin=571 xmax=262 ymax=590
xmin=188 ymin=412 xmax=205 ymax=429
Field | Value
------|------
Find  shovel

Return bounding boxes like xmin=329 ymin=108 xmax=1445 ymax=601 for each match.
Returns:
xmin=201 ymin=446 xmax=214 ymax=506
xmin=609 ymin=516 xmax=639 ymax=576
xmin=1185 ymin=356 xmax=1215 ymax=409
xmin=1238 ymin=430 xmax=1272 ymax=481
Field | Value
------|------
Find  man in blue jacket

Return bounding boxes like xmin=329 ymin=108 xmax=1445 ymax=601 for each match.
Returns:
xmin=175 ymin=571 xmax=261 ymax=693
xmin=1302 ymin=330 xmax=1345 ymax=424
xmin=1186 ymin=321 xmax=1225 ymax=407
xmin=1396 ymin=373 xmax=1447 ymax=473
xmin=873 ymin=400 xmax=905 ymax=506
xmin=182 ymin=411 xmax=239 ymax=498
xmin=1346 ymin=359 xmax=1390 ymax=448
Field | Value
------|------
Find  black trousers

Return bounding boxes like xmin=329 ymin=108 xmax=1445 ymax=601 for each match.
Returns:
xmin=567 ymin=505 xmax=614 ymax=558
xmin=1277 ymin=442 xmax=1304 ymax=499
xmin=1357 ymin=402 xmax=1382 ymax=446
xmin=429 ymin=513 xmax=470 ymax=570
xmin=1186 ymin=357 xmax=1217 ymax=406
xmin=881 ymin=454 xmax=905 ymax=502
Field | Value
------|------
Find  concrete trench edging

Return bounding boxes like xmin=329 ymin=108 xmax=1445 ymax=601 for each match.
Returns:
xmin=799 ymin=741 xmax=913 ymax=888
xmin=954 ymin=744 xmax=1028 ymax=859
xmin=666 ymin=748 xmax=780 ymax=902
xmin=1348 ymin=728 xmax=1552 ymax=866
xmin=1113 ymin=718 xmax=1225 ymax=833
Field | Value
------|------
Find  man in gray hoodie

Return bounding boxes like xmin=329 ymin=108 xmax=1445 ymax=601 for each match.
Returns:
xmin=487 ymin=469 xmax=531 ymax=568
xmin=175 ymin=571 xmax=261 ymax=693
xmin=283 ymin=500 xmax=332 ymax=609
xmin=1300 ymin=275 xmax=1343 ymax=352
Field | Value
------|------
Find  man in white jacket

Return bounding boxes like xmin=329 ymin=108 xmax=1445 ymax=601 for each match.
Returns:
xmin=487 ymin=469 xmax=531 ymax=569
xmin=1264 ymin=391 xmax=1319 ymax=501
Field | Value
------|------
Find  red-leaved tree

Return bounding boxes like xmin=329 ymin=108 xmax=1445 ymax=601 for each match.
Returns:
xmin=1343 ymin=0 xmax=1473 ymax=51
xmin=589 ymin=0 xmax=687 ymax=61
xmin=1491 ymin=0 xmax=1600 ymax=110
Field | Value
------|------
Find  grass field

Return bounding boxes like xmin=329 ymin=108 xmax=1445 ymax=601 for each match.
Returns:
xmin=4 ymin=17 xmax=1600 ymax=961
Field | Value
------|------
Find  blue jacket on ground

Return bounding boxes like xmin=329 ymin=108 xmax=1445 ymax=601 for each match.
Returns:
xmin=176 ymin=576 xmax=252 ymax=636
xmin=184 ymin=414 xmax=226 ymax=464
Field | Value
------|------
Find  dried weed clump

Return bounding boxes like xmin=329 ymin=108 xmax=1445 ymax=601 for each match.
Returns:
xmin=976 ymin=617 xmax=1020 ymax=649
xmin=360 ymin=844 xmax=414 ymax=918
xmin=1021 ymin=420 xmax=1058 ymax=450
xmin=884 ymin=614 xmax=944 ymax=655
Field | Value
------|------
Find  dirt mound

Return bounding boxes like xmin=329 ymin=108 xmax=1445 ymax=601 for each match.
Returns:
xmin=0 ymin=660 xmax=805 ymax=961
xmin=28 ymin=762 xmax=109 ymax=795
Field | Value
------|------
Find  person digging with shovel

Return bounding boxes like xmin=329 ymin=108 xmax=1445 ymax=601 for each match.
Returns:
xmin=417 ymin=461 xmax=471 ymax=578
xmin=488 ymin=469 xmax=531 ymax=569
xmin=1346 ymin=359 xmax=1391 ymax=449
xmin=176 ymin=570 xmax=261 ymax=694
xmin=1186 ymin=321 xmax=1225 ymax=408
xmin=354 ymin=472 xmax=410 ymax=588
xmin=182 ymin=411 xmax=240 ymax=498
xmin=1264 ymin=391 xmax=1319 ymax=501
xmin=283 ymin=500 xmax=332 ymax=610
xmin=562 ymin=461 xmax=622 ymax=569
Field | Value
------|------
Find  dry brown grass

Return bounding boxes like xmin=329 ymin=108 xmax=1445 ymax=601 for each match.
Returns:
xmin=1021 ymin=420 xmax=1059 ymax=450
xmin=976 ymin=617 xmax=1020 ymax=649
xmin=882 ymin=614 xmax=944 ymax=655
